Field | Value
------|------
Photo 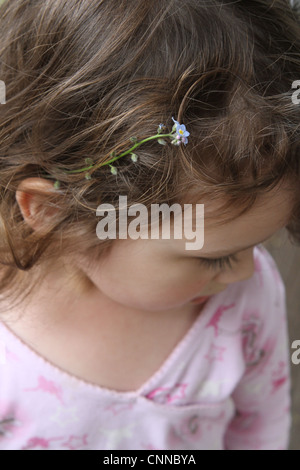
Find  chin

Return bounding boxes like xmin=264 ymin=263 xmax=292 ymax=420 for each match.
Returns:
xmin=116 ymin=298 xmax=186 ymax=313
xmin=98 ymin=286 xmax=198 ymax=313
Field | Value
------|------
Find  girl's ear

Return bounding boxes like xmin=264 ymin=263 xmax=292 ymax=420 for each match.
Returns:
xmin=15 ymin=177 xmax=60 ymax=232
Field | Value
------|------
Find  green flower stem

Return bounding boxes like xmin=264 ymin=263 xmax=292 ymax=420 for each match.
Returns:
xmin=41 ymin=174 xmax=57 ymax=179
xmin=56 ymin=133 xmax=174 ymax=174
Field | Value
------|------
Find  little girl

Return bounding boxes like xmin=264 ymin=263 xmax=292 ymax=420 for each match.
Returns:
xmin=0 ymin=0 xmax=299 ymax=450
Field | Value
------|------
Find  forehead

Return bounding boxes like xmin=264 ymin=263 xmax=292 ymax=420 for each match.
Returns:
xmin=202 ymin=184 xmax=294 ymax=227
xmin=168 ymin=182 xmax=296 ymax=255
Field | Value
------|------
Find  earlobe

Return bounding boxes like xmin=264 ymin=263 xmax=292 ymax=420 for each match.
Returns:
xmin=15 ymin=177 xmax=59 ymax=232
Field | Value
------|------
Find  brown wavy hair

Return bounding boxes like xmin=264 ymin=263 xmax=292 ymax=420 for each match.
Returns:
xmin=0 ymin=0 xmax=299 ymax=311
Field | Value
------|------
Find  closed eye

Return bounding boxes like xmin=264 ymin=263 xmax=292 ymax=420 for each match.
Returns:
xmin=197 ymin=253 xmax=239 ymax=271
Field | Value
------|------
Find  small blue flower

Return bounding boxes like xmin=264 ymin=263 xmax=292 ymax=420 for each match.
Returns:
xmin=171 ymin=117 xmax=190 ymax=145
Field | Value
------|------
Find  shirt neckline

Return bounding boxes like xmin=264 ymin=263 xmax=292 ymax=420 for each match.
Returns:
xmin=0 ymin=293 xmax=223 ymax=399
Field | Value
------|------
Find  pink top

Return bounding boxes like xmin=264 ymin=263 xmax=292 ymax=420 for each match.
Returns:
xmin=0 ymin=245 xmax=291 ymax=450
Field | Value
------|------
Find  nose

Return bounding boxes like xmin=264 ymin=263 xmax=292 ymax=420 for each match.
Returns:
xmin=214 ymin=248 xmax=255 ymax=285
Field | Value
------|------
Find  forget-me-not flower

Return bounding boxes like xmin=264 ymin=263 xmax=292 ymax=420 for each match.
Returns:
xmin=172 ymin=117 xmax=190 ymax=145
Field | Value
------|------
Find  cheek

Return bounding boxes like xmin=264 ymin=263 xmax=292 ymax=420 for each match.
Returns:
xmin=94 ymin=258 xmax=211 ymax=311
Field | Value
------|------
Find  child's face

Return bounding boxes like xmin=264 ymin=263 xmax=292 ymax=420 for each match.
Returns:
xmin=77 ymin=183 xmax=294 ymax=313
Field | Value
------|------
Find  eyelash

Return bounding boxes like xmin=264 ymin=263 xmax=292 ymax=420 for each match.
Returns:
xmin=197 ymin=254 xmax=239 ymax=271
